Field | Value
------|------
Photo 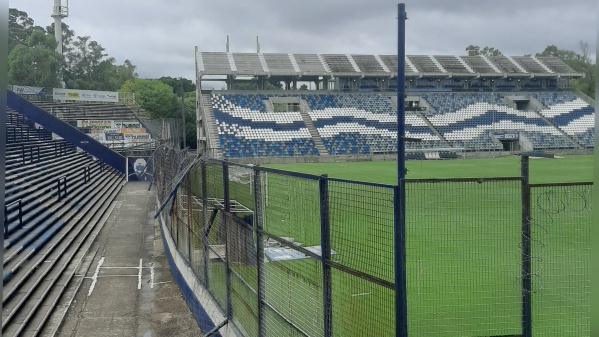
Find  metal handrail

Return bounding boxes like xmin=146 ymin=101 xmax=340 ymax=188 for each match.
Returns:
xmin=4 ymin=199 xmax=23 ymax=237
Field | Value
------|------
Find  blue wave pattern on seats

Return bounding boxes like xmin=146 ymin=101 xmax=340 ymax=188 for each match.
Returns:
xmin=422 ymin=93 xmax=504 ymax=115
xmin=210 ymin=91 xmax=594 ymax=157
xmin=212 ymin=94 xmax=319 ymax=157
xmin=533 ymin=92 xmax=595 ymax=148
xmin=422 ymin=93 xmax=582 ymax=150
xmin=304 ymin=93 xmax=444 ymax=154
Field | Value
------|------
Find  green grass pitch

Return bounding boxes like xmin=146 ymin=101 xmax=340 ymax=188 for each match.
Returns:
xmin=265 ymin=154 xmax=594 ymax=184
xmin=200 ymin=155 xmax=592 ymax=336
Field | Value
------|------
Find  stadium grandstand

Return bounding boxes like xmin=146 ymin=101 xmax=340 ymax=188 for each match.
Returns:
xmin=1 ymin=88 xmax=176 ymax=334
xmin=195 ymin=51 xmax=594 ymax=162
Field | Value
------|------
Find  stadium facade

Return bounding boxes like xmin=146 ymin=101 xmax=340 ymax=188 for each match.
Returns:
xmin=195 ymin=51 xmax=594 ymax=162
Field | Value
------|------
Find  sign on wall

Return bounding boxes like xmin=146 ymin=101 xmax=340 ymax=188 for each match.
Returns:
xmin=54 ymin=88 xmax=118 ymax=103
xmin=493 ymin=132 xmax=519 ymax=140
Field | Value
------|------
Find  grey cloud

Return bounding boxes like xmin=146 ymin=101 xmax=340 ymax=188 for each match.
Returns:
xmin=10 ymin=0 xmax=597 ymax=79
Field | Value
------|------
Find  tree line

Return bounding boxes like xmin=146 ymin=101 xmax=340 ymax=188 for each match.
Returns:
xmin=9 ymin=8 xmax=196 ymax=147
xmin=9 ymin=8 xmax=137 ymax=90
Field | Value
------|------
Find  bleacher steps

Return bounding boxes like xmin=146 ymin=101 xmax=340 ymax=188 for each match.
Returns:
xmin=201 ymin=93 xmax=222 ymax=158
xmin=429 ymin=55 xmax=447 ymax=73
xmin=480 ymin=55 xmax=501 ymax=73
xmin=505 ymin=55 xmax=527 ymax=73
xmin=8 ymin=91 xmax=128 ymax=176
xmin=346 ymin=54 xmax=361 ymax=73
xmin=374 ymin=55 xmax=390 ymax=73
xmin=288 ymin=54 xmax=301 ymax=73
xmin=227 ymin=53 xmax=237 ymax=72
xmin=2 ymin=172 xmax=124 ymax=336
xmin=457 ymin=56 xmax=475 ymax=73
xmin=299 ymin=101 xmax=329 ymax=156
xmin=531 ymin=55 xmax=553 ymax=73
xmin=258 ymin=53 xmax=270 ymax=73
xmin=532 ymin=110 xmax=584 ymax=149
xmin=317 ymin=54 xmax=332 ymax=73
xmin=404 ymin=56 xmax=418 ymax=73
xmin=412 ymin=110 xmax=451 ymax=147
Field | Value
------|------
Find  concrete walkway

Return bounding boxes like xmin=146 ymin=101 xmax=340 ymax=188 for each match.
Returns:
xmin=52 ymin=182 xmax=203 ymax=337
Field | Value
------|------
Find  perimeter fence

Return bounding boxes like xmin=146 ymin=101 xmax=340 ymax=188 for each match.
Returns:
xmin=152 ymin=146 xmax=591 ymax=337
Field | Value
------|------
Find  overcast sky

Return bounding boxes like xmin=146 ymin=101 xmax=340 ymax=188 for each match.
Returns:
xmin=10 ymin=0 xmax=597 ymax=80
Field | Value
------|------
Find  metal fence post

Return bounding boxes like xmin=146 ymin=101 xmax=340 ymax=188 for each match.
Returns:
xmin=253 ymin=166 xmax=266 ymax=337
xmin=521 ymin=155 xmax=532 ymax=337
xmin=187 ymin=175 xmax=192 ymax=265
xmin=396 ymin=4 xmax=409 ymax=335
xmin=201 ymin=160 xmax=209 ymax=287
xmin=222 ymin=161 xmax=233 ymax=320
xmin=394 ymin=184 xmax=408 ymax=337
xmin=319 ymin=174 xmax=333 ymax=337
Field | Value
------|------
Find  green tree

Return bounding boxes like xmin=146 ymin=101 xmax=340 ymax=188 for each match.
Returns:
xmin=465 ymin=45 xmax=503 ymax=56
xmin=61 ymin=35 xmax=136 ymax=91
xmin=8 ymin=30 xmax=61 ymax=87
xmin=181 ymin=91 xmax=197 ymax=149
xmin=10 ymin=7 xmax=138 ymax=91
xmin=9 ymin=8 xmax=39 ymax=53
xmin=159 ymin=76 xmax=195 ymax=94
xmin=120 ymin=79 xmax=177 ymax=119
xmin=537 ymin=42 xmax=595 ymax=98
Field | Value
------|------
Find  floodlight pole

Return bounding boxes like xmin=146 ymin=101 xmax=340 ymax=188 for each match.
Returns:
xmin=395 ymin=3 xmax=408 ymax=337
xmin=180 ymin=78 xmax=187 ymax=150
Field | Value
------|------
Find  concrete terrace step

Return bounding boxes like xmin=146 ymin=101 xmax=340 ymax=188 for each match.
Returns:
xmin=2 ymin=173 xmax=125 ymax=336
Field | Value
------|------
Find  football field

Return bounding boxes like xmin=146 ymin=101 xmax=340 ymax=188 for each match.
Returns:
xmin=200 ymin=155 xmax=592 ymax=336
xmin=254 ymin=155 xmax=592 ymax=336
xmin=265 ymin=154 xmax=594 ymax=184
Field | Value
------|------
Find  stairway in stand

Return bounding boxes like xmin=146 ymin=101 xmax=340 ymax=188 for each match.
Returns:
xmin=299 ymin=101 xmax=329 ymax=156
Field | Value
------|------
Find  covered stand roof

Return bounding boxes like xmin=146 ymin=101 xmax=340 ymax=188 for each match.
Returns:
xmin=196 ymin=52 xmax=582 ymax=79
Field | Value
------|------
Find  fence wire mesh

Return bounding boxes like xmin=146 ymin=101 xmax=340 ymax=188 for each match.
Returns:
xmin=152 ymin=147 xmax=591 ymax=337
xmin=530 ymin=183 xmax=592 ymax=336
xmin=404 ymin=178 xmax=522 ymax=337
xmin=259 ymin=171 xmax=324 ymax=337
xmin=328 ymin=180 xmax=395 ymax=336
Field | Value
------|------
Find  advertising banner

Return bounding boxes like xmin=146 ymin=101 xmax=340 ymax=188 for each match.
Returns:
xmin=114 ymin=121 xmax=141 ymax=129
xmin=105 ymin=133 xmax=125 ymax=141
xmin=77 ymin=120 xmax=114 ymax=129
xmin=12 ymin=85 xmax=46 ymax=95
xmin=124 ymin=133 xmax=152 ymax=143
xmin=54 ymin=88 xmax=118 ymax=103
xmin=120 ymin=128 xmax=146 ymax=134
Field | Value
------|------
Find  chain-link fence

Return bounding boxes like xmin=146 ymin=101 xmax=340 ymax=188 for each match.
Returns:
xmin=404 ymin=178 xmax=522 ymax=336
xmin=153 ymin=148 xmax=591 ymax=337
xmin=530 ymin=182 xmax=592 ymax=336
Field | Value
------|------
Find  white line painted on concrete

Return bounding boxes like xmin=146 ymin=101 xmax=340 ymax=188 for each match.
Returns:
xmin=88 ymin=256 xmax=105 ymax=297
xmin=150 ymin=262 xmax=155 ymax=288
xmin=101 ymin=266 xmax=141 ymax=269
xmin=138 ymin=258 xmax=143 ymax=290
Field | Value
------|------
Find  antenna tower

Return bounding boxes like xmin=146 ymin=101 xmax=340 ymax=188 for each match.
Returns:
xmin=51 ymin=0 xmax=69 ymax=55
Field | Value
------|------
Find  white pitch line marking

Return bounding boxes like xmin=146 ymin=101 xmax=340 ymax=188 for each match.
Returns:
xmin=150 ymin=262 xmax=155 ymax=288
xmin=138 ymin=259 xmax=143 ymax=290
xmin=351 ymin=292 xmax=371 ymax=297
xmin=88 ymin=256 xmax=105 ymax=297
